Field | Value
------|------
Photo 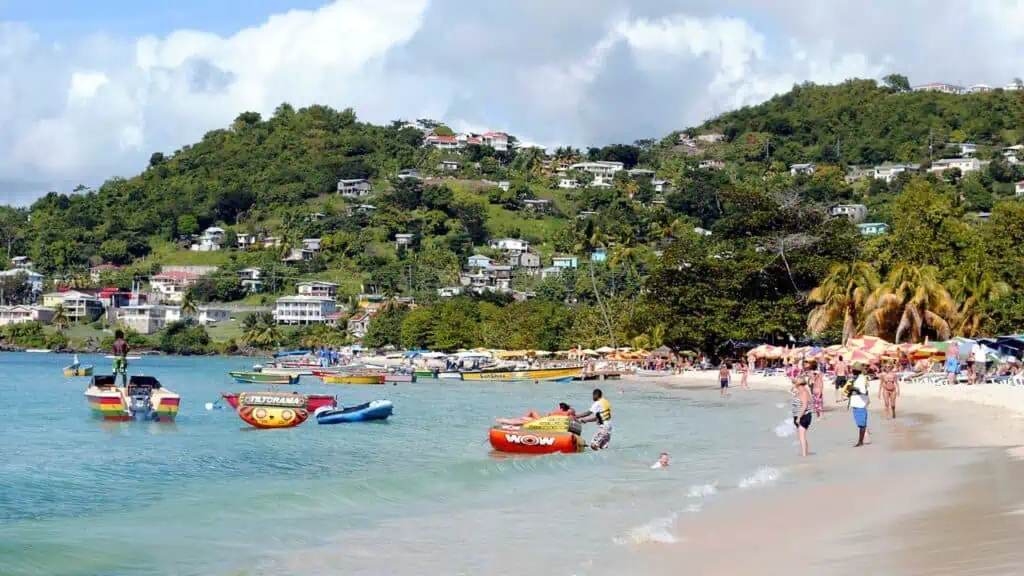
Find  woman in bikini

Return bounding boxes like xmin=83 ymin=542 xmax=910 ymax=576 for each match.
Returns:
xmin=879 ymin=364 xmax=900 ymax=419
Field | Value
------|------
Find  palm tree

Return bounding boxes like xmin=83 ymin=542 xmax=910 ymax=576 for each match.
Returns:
xmin=180 ymin=291 xmax=199 ymax=323
xmin=807 ymin=262 xmax=879 ymax=344
xmin=573 ymin=224 xmax=616 ymax=349
xmin=242 ymin=311 xmax=280 ymax=349
xmin=946 ymin=266 xmax=1011 ymax=337
xmin=863 ymin=264 xmax=956 ymax=343
xmin=51 ymin=304 xmax=70 ymax=332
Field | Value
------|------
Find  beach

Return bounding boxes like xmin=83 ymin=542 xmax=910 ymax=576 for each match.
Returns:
xmin=597 ymin=370 xmax=1024 ymax=576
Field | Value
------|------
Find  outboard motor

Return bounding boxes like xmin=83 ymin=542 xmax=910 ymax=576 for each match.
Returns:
xmin=126 ymin=376 xmax=160 ymax=421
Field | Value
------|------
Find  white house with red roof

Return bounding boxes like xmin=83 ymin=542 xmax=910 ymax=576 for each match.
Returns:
xmin=482 ymin=132 xmax=509 ymax=152
xmin=149 ymin=270 xmax=205 ymax=303
xmin=424 ymin=134 xmax=460 ymax=150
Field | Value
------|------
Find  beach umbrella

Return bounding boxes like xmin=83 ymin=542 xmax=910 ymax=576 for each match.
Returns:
xmin=596 ymin=346 xmax=615 ymax=354
xmin=910 ymin=345 xmax=942 ymax=360
xmin=582 ymin=349 xmax=598 ymax=356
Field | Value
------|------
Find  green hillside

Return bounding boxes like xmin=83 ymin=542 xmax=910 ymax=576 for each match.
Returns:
xmin=3 ymin=77 xmax=1024 ymax=353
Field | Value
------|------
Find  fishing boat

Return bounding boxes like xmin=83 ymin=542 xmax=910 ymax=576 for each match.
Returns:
xmin=462 ymin=366 xmax=584 ymax=383
xmin=234 ymin=391 xmax=309 ymax=429
xmin=229 ymin=370 xmax=300 ymax=385
xmin=437 ymin=371 xmax=463 ymax=380
xmin=384 ymin=369 xmax=416 ymax=384
xmin=220 ymin=392 xmax=336 ymax=412
xmin=26 ymin=348 xmax=52 ymax=353
xmin=85 ymin=375 xmax=180 ymax=422
xmin=488 ymin=416 xmax=585 ymax=454
xmin=321 ymin=373 xmax=385 ymax=385
xmin=414 ymin=369 xmax=437 ymax=378
xmin=63 ymin=364 xmax=94 ymax=377
xmin=314 ymin=400 xmax=393 ymax=424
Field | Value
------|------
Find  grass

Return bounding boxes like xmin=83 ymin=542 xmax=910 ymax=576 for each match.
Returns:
xmin=146 ymin=241 xmax=235 ymax=267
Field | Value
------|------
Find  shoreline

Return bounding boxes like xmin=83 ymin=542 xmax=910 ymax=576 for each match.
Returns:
xmin=604 ymin=370 xmax=1024 ymax=575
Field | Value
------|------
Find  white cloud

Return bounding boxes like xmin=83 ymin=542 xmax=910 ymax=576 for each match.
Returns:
xmin=0 ymin=0 xmax=1022 ymax=201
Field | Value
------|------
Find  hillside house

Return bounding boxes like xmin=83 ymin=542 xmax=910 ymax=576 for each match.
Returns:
xmin=512 ymin=251 xmax=541 ymax=270
xmin=482 ymin=132 xmax=509 ymax=152
xmin=281 ymin=248 xmax=314 ymax=263
xmin=337 ymin=178 xmax=372 ymax=197
xmin=1003 ymin=145 xmax=1023 ymax=164
xmin=696 ymin=133 xmax=724 ymax=144
xmin=858 ymin=223 xmax=890 ymax=236
xmin=424 ymin=134 xmax=460 ymax=150
xmin=873 ymin=164 xmax=920 ymax=183
xmin=44 ymin=290 xmax=103 ymax=322
xmin=460 ymin=265 xmax=513 ymax=294
xmin=302 ymin=238 xmax=321 ymax=252
xmin=150 ymin=270 xmax=204 ymax=304
xmin=497 ymin=181 xmax=510 ymax=191
xmin=437 ymin=286 xmax=463 ymax=298
xmin=522 ymin=199 xmax=551 ymax=212
xmin=552 ymin=256 xmax=578 ymax=269
xmin=347 ymin=310 xmax=375 ymax=338
xmin=789 ymin=163 xmax=816 ymax=176
xmin=929 ymin=157 xmax=980 ymax=175
xmin=191 ymin=227 xmax=224 ymax=252
xmin=0 ymin=268 xmax=44 ymax=295
xmin=395 ymin=233 xmax=414 ymax=247
xmin=591 ymin=248 xmax=607 ymax=263
xmin=238 ymin=268 xmax=263 ymax=293
xmin=570 ymin=161 xmax=623 ymax=187
xmin=397 ymin=169 xmax=422 ymax=180
xmin=1016 ymin=181 xmax=1024 ymax=197
xmin=0 ymin=305 xmax=54 ymax=326
xmin=957 ymin=143 xmax=978 ymax=157
xmin=913 ymin=83 xmax=964 ymax=94
xmin=439 ymin=160 xmax=461 ymax=171
xmin=831 ymin=204 xmax=868 ymax=223
xmin=10 ymin=256 xmax=32 ymax=269
xmin=236 ymin=233 xmax=258 ymax=248
xmin=274 ymin=296 xmax=337 ymax=325
xmin=115 ymin=304 xmax=229 ymax=334
xmin=699 ymin=159 xmax=725 ymax=170
xmin=297 ymin=281 xmax=338 ymax=298
xmin=467 ymin=255 xmax=492 ymax=268
xmin=488 ymin=238 xmax=529 ymax=253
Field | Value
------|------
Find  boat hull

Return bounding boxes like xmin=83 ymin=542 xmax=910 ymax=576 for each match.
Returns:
xmin=234 ymin=391 xmax=309 ymax=429
xmin=315 ymin=400 xmax=393 ymax=424
xmin=321 ymin=374 xmax=384 ymax=385
xmin=221 ymin=392 xmax=336 ymax=411
xmin=437 ymin=372 xmax=463 ymax=380
xmin=384 ymin=374 xmax=416 ymax=383
xmin=488 ymin=426 xmax=585 ymax=454
xmin=85 ymin=386 xmax=179 ymax=422
xmin=462 ymin=367 xmax=583 ymax=383
xmin=229 ymin=371 xmax=300 ymax=385
xmin=64 ymin=365 xmax=94 ymax=377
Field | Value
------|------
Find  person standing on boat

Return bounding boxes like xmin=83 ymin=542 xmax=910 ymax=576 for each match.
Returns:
xmin=577 ymin=388 xmax=613 ymax=450
xmin=111 ymin=329 xmax=130 ymax=387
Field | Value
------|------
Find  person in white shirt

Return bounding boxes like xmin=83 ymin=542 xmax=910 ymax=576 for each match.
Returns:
xmin=971 ymin=344 xmax=986 ymax=385
xmin=849 ymin=369 xmax=870 ymax=447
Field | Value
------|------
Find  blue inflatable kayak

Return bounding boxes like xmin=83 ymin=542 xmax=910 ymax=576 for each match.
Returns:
xmin=315 ymin=400 xmax=393 ymax=424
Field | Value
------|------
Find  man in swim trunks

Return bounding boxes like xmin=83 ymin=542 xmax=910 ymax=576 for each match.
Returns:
xmin=111 ymin=329 xmax=130 ymax=387
xmin=946 ymin=340 xmax=960 ymax=386
xmin=718 ymin=363 xmax=731 ymax=397
xmin=577 ymin=388 xmax=612 ymax=450
xmin=651 ymin=453 xmax=670 ymax=469
xmin=879 ymin=364 xmax=899 ymax=419
xmin=849 ymin=368 xmax=870 ymax=447
xmin=834 ymin=356 xmax=849 ymax=404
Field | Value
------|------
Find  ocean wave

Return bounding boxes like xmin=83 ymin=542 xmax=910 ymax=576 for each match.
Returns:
xmin=614 ymin=512 xmax=679 ymax=545
xmin=738 ymin=466 xmax=781 ymax=489
xmin=774 ymin=418 xmax=795 ymax=438
xmin=687 ymin=482 xmax=717 ymax=499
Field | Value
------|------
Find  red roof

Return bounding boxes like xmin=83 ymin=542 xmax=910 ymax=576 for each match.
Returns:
xmin=483 ymin=132 xmax=508 ymax=138
xmin=465 ymin=137 xmax=483 ymax=145
xmin=427 ymin=135 xmax=457 ymax=144
xmin=325 ymin=311 xmax=346 ymax=320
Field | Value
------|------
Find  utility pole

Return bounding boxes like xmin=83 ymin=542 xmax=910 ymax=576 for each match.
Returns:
xmin=928 ymin=129 xmax=934 ymax=162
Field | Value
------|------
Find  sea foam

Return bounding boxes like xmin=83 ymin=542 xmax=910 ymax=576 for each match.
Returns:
xmin=738 ymin=466 xmax=781 ymax=489
xmin=615 ymin=513 xmax=680 ymax=545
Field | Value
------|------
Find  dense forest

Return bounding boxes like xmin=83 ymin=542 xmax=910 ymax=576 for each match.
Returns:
xmin=4 ymin=77 xmax=1024 ymax=354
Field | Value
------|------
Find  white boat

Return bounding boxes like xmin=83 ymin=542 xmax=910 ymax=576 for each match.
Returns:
xmin=25 ymin=349 xmax=52 ymax=353
xmin=437 ymin=372 xmax=463 ymax=380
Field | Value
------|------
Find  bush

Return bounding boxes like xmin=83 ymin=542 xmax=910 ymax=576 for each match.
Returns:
xmin=159 ymin=321 xmax=211 ymax=355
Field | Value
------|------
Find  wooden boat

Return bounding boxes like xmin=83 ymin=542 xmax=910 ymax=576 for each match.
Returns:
xmin=462 ymin=366 xmax=583 ymax=383
xmin=414 ymin=369 xmax=437 ymax=378
xmin=234 ymin=391 xmax=309 ymax=429
xmin=220 ymin=392 xmax=336 ymax=411
xmin=229 ymin=370 xmax=300 ymax=385
xmin=85 ymin=375 xmax=179 ymax=422
xmin=63 ymin=365 xmax=94 ymax=377
xmin=321 ymin=373 xmax=385 ymax=385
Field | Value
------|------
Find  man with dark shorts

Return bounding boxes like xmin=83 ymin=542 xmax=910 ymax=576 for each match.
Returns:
xmin=834 ymin=355 xmax=849 ymax=404
xmin=112 ymin=329 xmax=130 ymax=387
xmin=718 ymin=363 xmax=731 ymax=397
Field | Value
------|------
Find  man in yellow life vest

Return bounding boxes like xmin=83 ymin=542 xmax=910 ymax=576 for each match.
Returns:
xmin=577 ymin=388 xmax=612 ymax=450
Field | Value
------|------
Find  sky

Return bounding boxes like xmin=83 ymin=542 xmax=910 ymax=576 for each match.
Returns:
xmin=2 ymin=0 xmax=1024 ymax=204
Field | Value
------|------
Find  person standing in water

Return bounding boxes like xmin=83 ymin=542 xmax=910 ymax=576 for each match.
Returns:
xmin=791 ymin=375 xmax=813 ymax=457
xmin=879 ymin=364 xmax=900 ymax=419
xmin=577 ymin=388 xmax=613 ymax=450
xmin=718 ymin=363 xmax=731 ymax=397
xmin=849 ymin=368 xmax=871 ymax=447
xmin=111 ymin=329 xmax=130 ymax=387
xmin=740 ymin=360 xmax=750 ymax=390
xmin=809 ymin=361 xmax=824 ymax=418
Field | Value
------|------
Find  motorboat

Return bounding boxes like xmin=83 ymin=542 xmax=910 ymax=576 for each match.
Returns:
xmin=220 ymin=392 xmax=336 ymax=412
xmin=234 ymin=391 xmax=309 ymax=429
xmin=462 ymin=366 xmax=583 ymax=383
xmin=314 ymin=400 xmax=393 ymax=424
xmin=84 ymin=375 xmax=179 ymax=422
xmin=321 ymin=373 xmax=385 ymax=385
xmin=63 ymin=364 xmax=94 ymax=377
xmin=229 ymin=369 xmax=300 ymax=385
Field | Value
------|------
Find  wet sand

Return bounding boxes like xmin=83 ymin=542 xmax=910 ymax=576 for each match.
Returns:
xmin=605 ymin=372 xmax=1024 ymax=576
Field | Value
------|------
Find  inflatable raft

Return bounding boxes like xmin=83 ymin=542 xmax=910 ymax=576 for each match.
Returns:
xmin=235 ymin=391 xmax=309 ymax=429
xmin=315 ymin=400 xmax=393 ymax=424
xmin=488 ymin=415 xmax=585 ymax=454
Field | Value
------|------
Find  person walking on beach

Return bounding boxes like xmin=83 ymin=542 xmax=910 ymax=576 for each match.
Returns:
xmin=718 ymin=363 xmax=731 ymax=397
xmin=879 ymin=364 xmax=899 ymax=419
xmin=740 ymin=361 xmax=750 ymax=390
xmin=849 ymin=368 xmax=870 ymax=447
xmin=791 ymin=376 xmax=813 ymax=457
xmin=111 ymin=329 xmax=130 ymax=387
xmin=810 ymin=362 xmax=824 ymax=418
xmin=834 ymin=356 xmax=849 ymax=404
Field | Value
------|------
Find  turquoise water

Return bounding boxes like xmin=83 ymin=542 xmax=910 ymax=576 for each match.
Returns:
xmin=0 ymin=353 xmax=807 ymax=576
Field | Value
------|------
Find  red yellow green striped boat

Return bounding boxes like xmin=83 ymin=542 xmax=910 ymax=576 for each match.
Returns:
xmin=84 ymin=375 xmax=180 ymax=422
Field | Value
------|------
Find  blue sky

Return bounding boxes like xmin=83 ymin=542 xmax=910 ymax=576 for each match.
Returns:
xmin=1 ymin=0 xmax=327 ymax=37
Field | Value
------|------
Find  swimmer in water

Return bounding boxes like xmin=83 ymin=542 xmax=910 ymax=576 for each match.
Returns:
xmin=651 ymin=453 xmax=670 ymax=469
